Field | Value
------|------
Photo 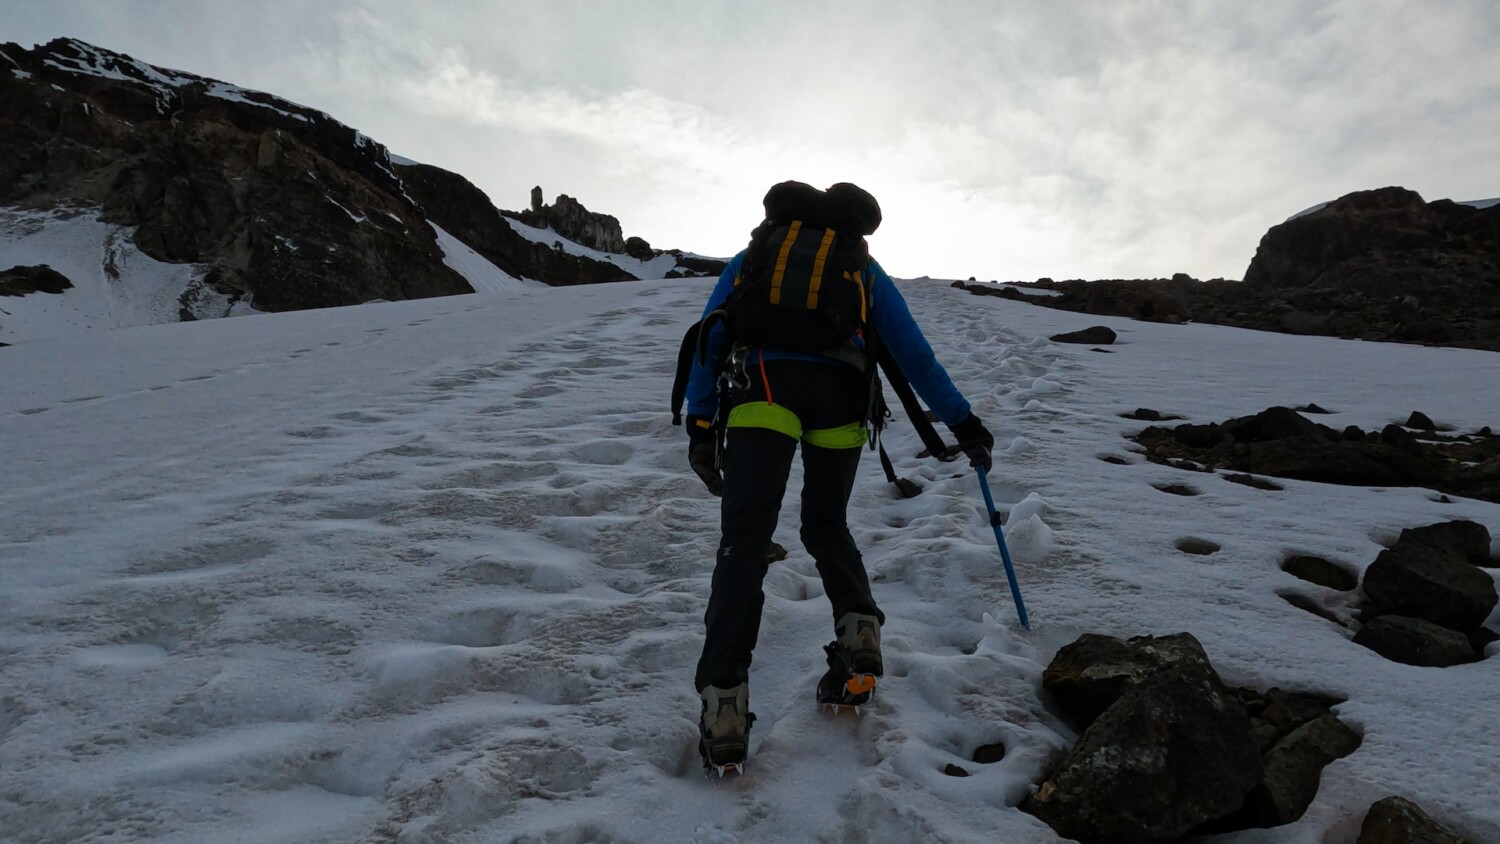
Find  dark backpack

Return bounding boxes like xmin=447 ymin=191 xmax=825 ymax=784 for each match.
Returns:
xmin=668 ymin=181 xmax=956 ymax=497
xmin=723 ymin=181 xmax=882 ymax=353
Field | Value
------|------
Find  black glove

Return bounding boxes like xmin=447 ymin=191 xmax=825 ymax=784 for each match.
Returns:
xmin=950 ymin=413 xmax=995 ymax=472
xmin=686 ymin=415 xmax=723 ymax=496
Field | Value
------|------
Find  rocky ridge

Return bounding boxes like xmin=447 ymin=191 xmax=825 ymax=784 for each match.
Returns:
xmin=956 ymin=187 xmax=1500 ymax=353
xmin=1132 ymin=406 xmax=1500 ymax=504
xmin=0 ymin=38 xmax=721 ymax=336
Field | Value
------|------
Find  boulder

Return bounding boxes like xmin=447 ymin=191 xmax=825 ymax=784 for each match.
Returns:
xmin=1250 ymin=688 xmax=1344 ymax=752
xmin=1041 ymin=632 xmax=1215 ymax=727
xmin=1223 ymin=473 xmax=1285 ymax=491
xmin=0 ymin=265 xmax=73 ymax=296
xmin=1240 ymin=715 xmax=1363 ymax=827
xmin=1362 ymin=544 xmax=1497 ymax=633
xmin=1382 ymin=424 xmax=1425 ymax=455
xmin=1050 ymin=326 xmax=1117 ymax=345
xmin=1242 ymin=439 xmax=1426 ymax=488
xmin=1223 ymin=407 xmax=1330 ymax=443
xmin=1406 ymin=411 xmax=1438 ymax=431
xmin=1397 ymin=521 xmax=1494 ymax=568
xmin=1353 ymin=616 xmax=1476 ymax=667
xmin=1171 ymin=423 xmax=1228 ymax=450
xmin=1358 ymin=796 xmax=1470 ymax=844
xmin=624 ymin=236 xmax=654 ymax=261
xmin=1023 ymin=665 xmax=1262 ymax=843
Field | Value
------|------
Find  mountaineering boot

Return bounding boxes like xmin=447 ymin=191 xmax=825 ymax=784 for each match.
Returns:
xmin=699 ymin=682 xmax=754 ymax=776
xmin=816 ymin=612 xmax=882 ymax=711
xmin=836 ymin=611 xmax=883 ymax=676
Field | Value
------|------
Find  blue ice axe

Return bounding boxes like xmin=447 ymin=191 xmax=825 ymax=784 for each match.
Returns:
xmin=976 ymin=466 xmax=1031 ymax=629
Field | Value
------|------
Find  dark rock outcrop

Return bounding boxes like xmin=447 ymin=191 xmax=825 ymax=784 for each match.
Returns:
xmin=0 ymin=265 xmax=72 ymax=296
xmin=1236 ymin=714 xmax=1363 ymax=828
xmin=396 ymin=162 xmax=633 ymax=286
xmin=671 ymin=251 xmax=729 ymax=277
xmin=1358 ymin=796 xmax=1471 ymax=844
xmin=1245 ymin=188 xmax=1500 ymax=296
xmin=1363 ymin=542 xmax=1497 ymax=633
xmin=1397 ymin=520 xmax=1495 ymax=568
xmin=1041 ymin=632 xmax=1213 ymax=727
xmin=1350 ymin=520 xmax=1497 ymax=665
xmin=1120 ymin=408 xmax=1181 ymax=422
xmin=514 ymin=192 xmax=626 ymax=254
xmin=1132 ymin=408 xmax=1500 ymax=504
xmin=1030 ymin=633 xmax=1360 ymax=841
xmin=1282 ymin=555 xmax=1358 ymax=591
xmin=1050 ymin=326 xmax=1117 ymax=345
xmin=0 ymin=37 xmax=720 ymax=326
xmin=953 ymin=187 xmax=1500 ymax=352
xmin=1352 ymin=616 xmax=1477 ymax=667
xmin=1223 ymin=473 xmax=1285 ymax=491
xmin=624 ymin=236 xmax=653 ymax=261
xmin=1 ymin=37 xmax=468 ymax=311
xmin=1025 ymin=663 xmax=1262 ymax=843
xmin=1406 ymin=411 xmax=1439 ymax=431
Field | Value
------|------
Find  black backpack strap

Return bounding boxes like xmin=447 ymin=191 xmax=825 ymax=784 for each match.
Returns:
xmin=696 ymin=308 xmax=729 ymax=365
xmin=670 ymin=322 xmax=702 ymax=426
xmin=876 ymin=343 xmax=957 ymax=462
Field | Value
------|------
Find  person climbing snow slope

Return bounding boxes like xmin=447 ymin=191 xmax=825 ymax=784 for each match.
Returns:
xmin=679 ymin=180 xmax=995 ymax=775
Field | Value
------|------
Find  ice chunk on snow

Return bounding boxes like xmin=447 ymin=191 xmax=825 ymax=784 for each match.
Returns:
xmin=1006 ymin=492 xmax=1047 ymax=525
xmin=1004 ymin=513 xmax=1054 ymax=565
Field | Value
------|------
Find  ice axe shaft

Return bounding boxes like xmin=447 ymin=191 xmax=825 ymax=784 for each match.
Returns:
xmin=976 ymin=467 xmax=1031 ymax=629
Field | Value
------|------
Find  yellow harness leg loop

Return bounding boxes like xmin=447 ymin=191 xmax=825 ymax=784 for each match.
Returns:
xmin=803 ymin=421 xmax=868 ymax=449
xmin=727 ymin=402 xmax=802 ymax=440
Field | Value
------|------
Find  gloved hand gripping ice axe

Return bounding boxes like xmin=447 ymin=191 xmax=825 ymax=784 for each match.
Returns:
xmin=976 ymin=466 xmax=1031 ymax=629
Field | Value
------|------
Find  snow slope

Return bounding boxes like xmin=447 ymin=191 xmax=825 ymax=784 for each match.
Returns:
xmin=1 ymin=278 xmax=1497 ymax=843
xmin=0 ymin=207 xmax=254 ymax=345
xmin=0 ymin=208 xmax=540 ymax=343
xmin=430 ymin=222 xmax=539 ymax=292
xmin=504 ymin=216 xmax=690 ymax=279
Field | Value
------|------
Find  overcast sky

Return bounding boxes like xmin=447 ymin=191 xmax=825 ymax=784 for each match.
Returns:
xmin=8 ymin=1 xmax=1500 ymax=280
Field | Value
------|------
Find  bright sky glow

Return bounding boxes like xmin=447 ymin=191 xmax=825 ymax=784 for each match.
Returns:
xmin=7 ymin=0 xmax=1500 ymax=280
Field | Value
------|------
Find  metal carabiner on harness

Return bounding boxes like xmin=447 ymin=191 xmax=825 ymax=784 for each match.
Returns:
xmin=720 ymin=343 xmax=753 ymax=394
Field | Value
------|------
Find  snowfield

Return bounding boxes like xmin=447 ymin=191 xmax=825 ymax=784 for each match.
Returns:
xmin=503 ymin=216 xmax=691 ymax=280
xmin=1 ymin=278 xmax=1497 ymax=843
xmin=0 ymin=208 xmax=256 ymax=345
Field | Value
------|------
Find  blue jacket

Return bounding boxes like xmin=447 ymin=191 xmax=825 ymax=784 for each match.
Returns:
xmin=685 ymin=251 xmax=972 ymax=426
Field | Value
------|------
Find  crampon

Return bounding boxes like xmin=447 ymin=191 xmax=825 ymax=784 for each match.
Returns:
xmin=699 ymin=683 xmax=754 ymax=778
xmin=816 ymin=642 xmax=878 ymax=714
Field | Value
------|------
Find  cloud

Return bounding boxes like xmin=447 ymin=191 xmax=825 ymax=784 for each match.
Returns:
xmin=7 ymin=0 xmax=1500 ymax=279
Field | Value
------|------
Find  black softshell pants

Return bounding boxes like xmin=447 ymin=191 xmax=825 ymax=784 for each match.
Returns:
xmin=694 ymin=359 xmax=886 ymax=692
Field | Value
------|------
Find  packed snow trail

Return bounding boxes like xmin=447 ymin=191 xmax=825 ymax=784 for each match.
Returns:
xmin=2 ymin=279 xmax=1497 ymax=843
